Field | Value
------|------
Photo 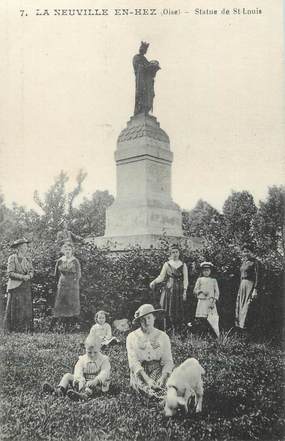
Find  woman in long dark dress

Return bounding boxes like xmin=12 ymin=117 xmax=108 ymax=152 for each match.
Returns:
xmin=52 ymin=241 xmax=81 ymax=330
xmin=150 ymin=245 xmax=188 ymax=333
xmin=4 ymin=238 xmax=34 ymax=332
xmin=235 ymin=244 xmax=260 ymax=329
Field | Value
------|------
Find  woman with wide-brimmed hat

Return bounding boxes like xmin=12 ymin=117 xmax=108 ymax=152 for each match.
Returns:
xmin=126 ymin=304 xmax=173 ymax=400
xmin=51 ymin=241 xmax=81 ymax=331
xmin=4 ymin=238 xmax=34 ymax=332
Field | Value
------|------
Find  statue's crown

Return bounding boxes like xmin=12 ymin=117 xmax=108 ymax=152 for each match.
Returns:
xmin=140 ymin=41 xmax=149 ymax=49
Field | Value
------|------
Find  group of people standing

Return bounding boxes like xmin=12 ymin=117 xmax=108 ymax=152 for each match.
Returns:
xmin=3 ymin=230 xmax=260 ymax=337
xmin=150 ymin=243 xmax=259 ymax=337
xmin=3 ymin=236 xmax=83 ymax=333
xmin=3 ymin=220 xmax=84 ymax=332
xmin=150 ymin=245 xmax=221 ymax=336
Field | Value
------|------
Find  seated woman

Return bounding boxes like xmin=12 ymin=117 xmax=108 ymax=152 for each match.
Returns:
xmin=126 ymin=304 xmax=174 ymax=400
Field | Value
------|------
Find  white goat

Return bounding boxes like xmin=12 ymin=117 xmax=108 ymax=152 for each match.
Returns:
xmin=164 ymin=358 xmax=205 ymax=417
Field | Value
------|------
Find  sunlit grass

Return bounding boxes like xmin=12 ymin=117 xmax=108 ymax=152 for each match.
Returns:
xmin=0 ymin=331 xmax=284 ymax=441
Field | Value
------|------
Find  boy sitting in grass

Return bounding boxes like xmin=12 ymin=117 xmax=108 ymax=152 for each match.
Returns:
xmin=42 ymin=334 xmax=111 ymax=401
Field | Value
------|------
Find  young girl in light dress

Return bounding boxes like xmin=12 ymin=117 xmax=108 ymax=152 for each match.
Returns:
xmin=188 ymin=262 xmax=220 ymax=337
xmin=89 ymin=310 xmax=120 ymax=347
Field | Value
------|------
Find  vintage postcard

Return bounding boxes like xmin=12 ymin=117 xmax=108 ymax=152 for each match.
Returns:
xmin=0 ymin=0 xmax=284 ymax=440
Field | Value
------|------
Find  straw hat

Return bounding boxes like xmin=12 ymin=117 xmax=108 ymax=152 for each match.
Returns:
xmin=133 ymin=304 xmax=165 ymax=324
xmin=95 ymin=310 xmax=109 ymax=318
xmin=200 ymin=261 xmax=214 ymax=269
xmin=11 ymin=238 xmax=31 ymax=248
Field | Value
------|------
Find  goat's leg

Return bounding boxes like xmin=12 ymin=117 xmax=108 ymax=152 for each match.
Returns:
xmin=195 ymin=384 xmax=203 ymax=413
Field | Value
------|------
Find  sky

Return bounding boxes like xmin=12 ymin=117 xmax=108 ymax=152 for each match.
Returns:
xmin=0 ymin=0 xmax=284 ymax=213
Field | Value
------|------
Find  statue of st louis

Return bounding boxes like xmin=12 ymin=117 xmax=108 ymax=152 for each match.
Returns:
xmin=133 ymin=42 xmax=161 ymax=115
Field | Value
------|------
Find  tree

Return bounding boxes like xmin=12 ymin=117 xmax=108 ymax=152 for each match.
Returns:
xmin=182 ymin=199 xmax=225 ymax=245
xmin=68 ymin=169 xmax=88 ymax=215
xmin=0 ymin=191 xmax=5 ymax=224
xmin=72 ymin=190 xmax=114 ymax=237
xmin=251 ymin=185 xmax=285 ymax=257
xmin=8 ymin=204 xmax=40 ymax=239
xmin=0 ymin=193 xmax=40 ymax=242
xmin=33 ymin=170 xmax=87 ymax=238
xmin=223 ymin=190 xmax=257 ymax=246
xmin=34 ymin=170 xmax=68 ymax=233
xmin=0 ymin=191 xmax=9 ymax=235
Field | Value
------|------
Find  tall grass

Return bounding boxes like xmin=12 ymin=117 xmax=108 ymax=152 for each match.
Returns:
xmin=0 ymin=331 xmax=284 ymax=441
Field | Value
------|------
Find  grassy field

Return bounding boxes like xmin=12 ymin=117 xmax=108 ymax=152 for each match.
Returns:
xmin=0 ymin=330 xmax=284 ymax=441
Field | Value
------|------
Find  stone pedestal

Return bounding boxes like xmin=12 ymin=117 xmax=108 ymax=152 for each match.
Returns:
xmin=93 ymin=113 xmax=186 ymax=250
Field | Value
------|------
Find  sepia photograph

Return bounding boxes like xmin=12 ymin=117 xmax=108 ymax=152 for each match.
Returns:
xmin=0 ymin=0 xmax=284 ymax=440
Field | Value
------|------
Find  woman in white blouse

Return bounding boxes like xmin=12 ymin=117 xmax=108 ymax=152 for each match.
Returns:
xmin=149 ymin=244 xmax=188 ymax=333
xmin=126 ymin=304 xmax=173 ymax=399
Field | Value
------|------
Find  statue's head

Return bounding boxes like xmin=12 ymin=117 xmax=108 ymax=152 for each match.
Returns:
xmin=139 ymin=41 xmax=149 ymax=54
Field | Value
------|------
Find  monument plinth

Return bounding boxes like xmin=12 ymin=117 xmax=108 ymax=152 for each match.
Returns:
xmin=94 ymin=113 xmax=185 ymax=250
xmin=92 ymin=42 xmax=199 ymax=250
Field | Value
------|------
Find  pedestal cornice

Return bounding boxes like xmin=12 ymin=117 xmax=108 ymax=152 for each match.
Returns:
xmin=117 ymin=114 xmax=170 ymax=146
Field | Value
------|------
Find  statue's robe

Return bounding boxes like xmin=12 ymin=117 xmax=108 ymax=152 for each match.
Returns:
xmin=133 ymin=54 xmax=155 ymax=115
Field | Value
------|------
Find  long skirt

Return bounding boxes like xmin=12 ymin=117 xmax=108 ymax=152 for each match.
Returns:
xmin=130 ymin=360 xmax=166 ymax=400
xmin=53 ymin=274 xmax=80 ymax=318
xmin=160 ymin=278 xmax=184 ymax=330
xmin=235 ymin=279 xmax=254 ymax=329
xmin=4 ymin=281 xmax=33 ymax=332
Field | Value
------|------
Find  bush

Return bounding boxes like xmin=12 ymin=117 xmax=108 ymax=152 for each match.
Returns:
xmin=0 ymin=238 xmax=283 ymax=341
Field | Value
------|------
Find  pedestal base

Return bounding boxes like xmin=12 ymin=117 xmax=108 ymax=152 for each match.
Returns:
xmin=91 ymin=114 xmax=196 ymax=251
xmin=89 ymin=234 xmax=202 ymax=251
xmin=105 ymin=114 xmax=183 ymax=239
xmin=105 ymin=199 xmax=183 ymax=238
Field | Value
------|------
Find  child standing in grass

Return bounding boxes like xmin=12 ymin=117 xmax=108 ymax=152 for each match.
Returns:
xmin=89 ymin=310 xmax=119 ymax=347
xmin=42 ymin=334 xmax=111 ymax=401
xmin=188 ymin=262 xmax=220 ymax=336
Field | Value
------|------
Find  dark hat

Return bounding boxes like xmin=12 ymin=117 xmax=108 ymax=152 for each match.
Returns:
xmin=133 ymin=304 xmax=165 ymax=324
xmin=11 ymin=238 xmax=30 ymax=248
xmin=169 ymin=243 xmax=180 ymax=251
